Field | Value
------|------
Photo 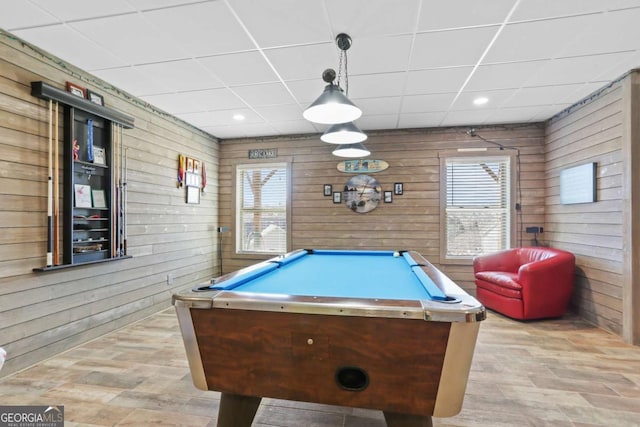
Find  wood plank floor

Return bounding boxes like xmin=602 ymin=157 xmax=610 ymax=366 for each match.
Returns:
xmin=1 ymin=308 xmax=640 ymax=426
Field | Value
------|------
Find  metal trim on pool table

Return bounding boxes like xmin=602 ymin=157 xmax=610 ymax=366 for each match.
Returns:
xmin=173 ymin=290 xmax=484 ymax=322
xmin=174 ymin=250 xmax=486 ymax=323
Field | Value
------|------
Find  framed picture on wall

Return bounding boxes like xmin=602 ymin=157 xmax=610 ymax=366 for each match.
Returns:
xmin=332 ymin=192 xmax=342 ymax=204
xmin=394 ymin=183 xmax=403 ymax=195
xmin=186 ymin=185 xmax=200 ymax=204
xmin=384 ymin=191 xmax=393 ymax=203
xmin=66 ymin=81 xmax=86 ymax=98
xmin=324 ymin=184 xmax=332 ymax=196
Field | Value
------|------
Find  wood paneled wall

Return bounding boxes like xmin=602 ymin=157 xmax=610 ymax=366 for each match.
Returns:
xmin=218 ymin=125 xmax=546 ymax=292
xmin=545 ymin=70 xmax=640 ymax=342
xmin=0 ymin=31 xmax=219 ymax=376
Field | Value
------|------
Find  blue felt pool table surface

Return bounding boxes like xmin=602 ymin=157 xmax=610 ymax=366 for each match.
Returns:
xmin=210 ymin=250 xmax=447 ymax=301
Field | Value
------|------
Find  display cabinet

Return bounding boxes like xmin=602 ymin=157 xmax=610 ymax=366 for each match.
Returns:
xmin=31 ymin=81 xmax=135 ymax=271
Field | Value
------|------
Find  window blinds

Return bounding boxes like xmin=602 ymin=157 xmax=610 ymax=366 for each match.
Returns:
xmin=235 ymin=163 xmax=287 ymax=254
xmin=445 ymin=156 xmax=510 ymax=257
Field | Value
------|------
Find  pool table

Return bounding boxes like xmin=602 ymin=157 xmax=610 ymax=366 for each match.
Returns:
xmin=173 ymin=249 xmax=485 ymax=427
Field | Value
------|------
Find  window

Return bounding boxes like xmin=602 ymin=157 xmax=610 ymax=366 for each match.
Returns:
xmin=235 ymin=163 xmax=288 ymax=254
xmin=442 ymin=156 xmax=511 ymax=259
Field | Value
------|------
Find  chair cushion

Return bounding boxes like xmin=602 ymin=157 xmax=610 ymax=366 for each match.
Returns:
xmin=475 ymin=271 xmax=522 ymax=299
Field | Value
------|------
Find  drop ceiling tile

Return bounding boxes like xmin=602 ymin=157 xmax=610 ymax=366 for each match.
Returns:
xmin=510 ymin=0 xmax=640 ymax=21
xmin=524 ymin=52 xmax=631 ymax=86
xmin=465 ymin=60 xmax=547 ymax=91
xmin=226 ymin=0 xmax=331 ymax=48
xmin=177 ymin=109 xmax=263 ymax=127
xmin=357 ymin=114 xmax=401 ymax=130
xmin=69 ymin=14 xmax=187 ymax=65
xmin=127 ymin=0 xmax=205 ymax=10
xmin=134 ymin=60 xmax=223 ymax=93
xmin=486 ymin=106 xmax=548 ymax=124
xmin=502 ymin=83 xmax=605 ymax=108
xmin=530 ymin=104 xmax=573 ymax=122
xmin=594 ymin=51 xmax=640 ymax=81
xmin=199 ymin=125 xmax=243 ymax=139
xmin=286 ymin=79 xmax=325 ymax=105
xmin=253 ymin=104 xmax=304 ymax=122
xmin=348 ymin=72 xmax=407 ymax=98
xmin=143 ymin=2 xmax=254 ymax=57
xmin=198 ymin=51 xmax=278 ymax=86
xmin=401 ymin=93 xmax=456 ymax=113
xmin=557 ymin=8 xmax=640 ymax=58
xmin=351 ymin=97 xmax=402 ymax=116
xmin=142 ymin=87 xmax=247 ymax=114
xmin=270 ymin=120 xmax=318 ymax=135
xmin=398 ymin=112 xmax=447 ymax=128
xmin=265 ymin=43 xmax=337 ymax=81
xmin=418 ymin=0 xmax=516 ymax=31
xmin=0 ymin=1 xmax=58 ymax=29
xmin=325 ymin=0 xmax=420 ymax=37
xmin=188 ymin=87 xmax=248 ymax=111
xmin=451 ymin=89 xmax=516 ymax=110
xmin=483 ymin=14 xmax=598 ymax=63
xmin=349 ymin=35 xmax=413 ymax=75
xmin=12 ymin=25 xmax=127 ymax=70
xmin=231 ymin=82 xmax=296 ymax=107
xmin=440 ymin=109 xmax=494 ymax=126
xmin=405 ymin=67 xmax=474 ymax=94
xmin=410 ymin=26 xmax=500 ymax=69
xmin=234 ymin=122 xmax=283 ymax=138
xmin=92 ymin=67 xmax=169 ymax=97
xmin=28 ymin=0 xmax=136 ymax=21
xmin=140 ymin=92 xmax=200 ymax=114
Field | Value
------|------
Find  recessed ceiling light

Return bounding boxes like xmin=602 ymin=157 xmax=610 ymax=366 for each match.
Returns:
xmin=473 ymin=97 xmax=489 ymax=106
xmin=233 ymin=113 xmax=245 ymax=121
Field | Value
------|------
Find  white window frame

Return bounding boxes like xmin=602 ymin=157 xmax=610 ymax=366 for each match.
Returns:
xmin=234 ymin=162 xmax=290 ymax=256
xmin=439 ymin=152 xmax=516 ymax=264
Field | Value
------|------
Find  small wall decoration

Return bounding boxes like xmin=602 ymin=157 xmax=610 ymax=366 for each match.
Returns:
xmin=86 ymin=89 xmax=104 ymax=106
xmin=92 ymin=189 xmax=107 ymax=208
xmin=74 ymin=184 xmax=92 ymax=207
xmin=332 ymin=192 xmax=342 ymax=204
xmin=394 ymin=183 xmax=403 ymax=195
xmin=384 ymin=191 xmax=393 ymax=203
xmin=337 ymin=159 xmax=389 ymax=173
xmin=248 ymin=148 xmax=278 ymax=159
xmin=343 ymin=174 xmax=381 ymax=213
xmin=186 ymin=186 xmax=200 ymax=204
xmin=66 ymin=81 xmax=86 ymax=98
xmin=180 ymin=154 xmax=204 ymax=204
xmin=324 ymin=184 xmax=332 ymax=196
xmin=93 ymin=147 xmax=106 ymax=165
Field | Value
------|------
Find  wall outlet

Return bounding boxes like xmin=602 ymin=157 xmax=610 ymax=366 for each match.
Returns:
xmin=166 ymin=273 xmax=174 ymax=286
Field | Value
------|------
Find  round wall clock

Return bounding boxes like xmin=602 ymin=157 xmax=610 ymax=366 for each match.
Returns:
xmin=343 ymin=174 xmax=382 ymax=213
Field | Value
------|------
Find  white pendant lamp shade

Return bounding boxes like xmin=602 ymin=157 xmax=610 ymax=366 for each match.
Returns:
xmin=303 ymin=84 xmax=362 ymax=125
xmin=321 ymin=121 xmax=367 ymax=144
xmin=332 ymin=142 xmax=371 ymax=158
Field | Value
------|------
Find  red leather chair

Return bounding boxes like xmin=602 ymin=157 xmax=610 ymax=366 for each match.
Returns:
xmin=473 ymin=247 xmax=575 ymax=320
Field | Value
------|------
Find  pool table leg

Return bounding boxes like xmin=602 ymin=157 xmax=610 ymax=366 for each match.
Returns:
xmin=383 ymin=411 xmax=433 ymax=427
xmin=216 ymin=392 xmax=262 ymax=427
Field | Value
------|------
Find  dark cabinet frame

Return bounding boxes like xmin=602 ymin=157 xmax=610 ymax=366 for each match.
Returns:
xmin=31 ymin=81 xmax=135 ymax=271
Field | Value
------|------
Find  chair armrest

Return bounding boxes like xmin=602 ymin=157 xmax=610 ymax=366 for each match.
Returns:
xmin=473 ymin=249 xmax=520 ymax=273
xmin=517 ymin=254 xmax=575 ymax=309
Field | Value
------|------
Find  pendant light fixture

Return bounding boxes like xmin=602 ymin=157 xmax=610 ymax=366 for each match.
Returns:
xmin=320 ymin=121 xmax=368 ymax=144
xmin=303 ymin=34 xmax=362 ymax=125
xmin=332 ymin=142 xmax=371 ymax=158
